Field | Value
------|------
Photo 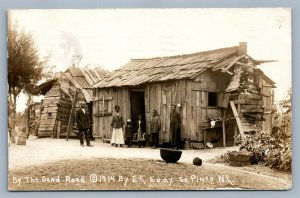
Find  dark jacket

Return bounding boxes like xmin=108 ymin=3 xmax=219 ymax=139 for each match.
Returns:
xmin=170 ymin=111 xmax=181 ymax=125
xmin=136 ymin=120 xmax=146 ymax=133
xmin=111 ymin=112 xmax=124 ymax=129
xmin=150 ymin=115 xmax=161 ymax=133
xmin=125 ymin=124 xmax=133 ymax=138
xmin=76 ymin=108 xmax=90 ymax=130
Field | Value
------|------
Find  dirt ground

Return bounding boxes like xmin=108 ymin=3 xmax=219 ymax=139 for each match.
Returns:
xmin=8 ymin=137 xmax=292 ymax=190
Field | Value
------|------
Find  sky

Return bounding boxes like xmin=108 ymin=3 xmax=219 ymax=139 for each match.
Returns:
xmin=9 ymin=8 xmax=291 ymax=112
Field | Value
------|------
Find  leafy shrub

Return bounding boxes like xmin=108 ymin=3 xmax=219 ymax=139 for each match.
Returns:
xmin=240 ymin=130 xmax=291 ymax=171
xmin=240 ymin=89 xmax=292 ymax=172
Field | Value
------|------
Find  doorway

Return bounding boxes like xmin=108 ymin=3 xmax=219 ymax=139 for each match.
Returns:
xmin=130 ymin=89 xmax=146 ymax=133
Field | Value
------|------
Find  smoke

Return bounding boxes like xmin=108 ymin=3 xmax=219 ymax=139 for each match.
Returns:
xmin=59 ymin=32 xmax=83 ymax=67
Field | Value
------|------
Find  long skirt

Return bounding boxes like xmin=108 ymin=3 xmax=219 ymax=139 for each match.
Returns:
xmin=111 ymin=128 xmax=125 ymax=145
xmin=170 ymin=124 xmax=180 ymax=146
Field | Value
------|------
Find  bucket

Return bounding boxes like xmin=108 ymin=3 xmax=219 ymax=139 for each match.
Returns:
xmin=228 ymin=151 xmax=250 ymax=167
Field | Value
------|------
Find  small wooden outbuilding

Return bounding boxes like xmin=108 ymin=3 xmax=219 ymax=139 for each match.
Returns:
xmin=93 ymin=43 xmax=275 ymax=147
xmin=31 ymin=67 xmax=108 ymax=138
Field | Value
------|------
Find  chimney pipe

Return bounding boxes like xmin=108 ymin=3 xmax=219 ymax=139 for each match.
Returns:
xmin=239 ymin=42 xmax=247 ymax=56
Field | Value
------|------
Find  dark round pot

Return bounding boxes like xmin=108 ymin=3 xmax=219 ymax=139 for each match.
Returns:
xmin=193 ymin=157 xmax=202 ymax=166
xmin=160 ymin=148 xmax=182 ymax=163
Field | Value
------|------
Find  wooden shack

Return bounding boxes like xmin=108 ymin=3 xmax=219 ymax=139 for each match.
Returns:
xmin=32 ymin=67 xmax=108 ymax=138
xmin=93 ymin=42 xmax=275 ymax=147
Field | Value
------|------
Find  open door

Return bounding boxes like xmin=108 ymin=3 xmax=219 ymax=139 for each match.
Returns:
xmin=130 ymin=89 xmax=146 ymax=133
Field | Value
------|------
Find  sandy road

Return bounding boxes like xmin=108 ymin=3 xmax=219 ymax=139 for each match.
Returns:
xmin=9 ymin=137 xmax=238 ymax=170
xmin=8 ymin=137 xmax=292 ymax=190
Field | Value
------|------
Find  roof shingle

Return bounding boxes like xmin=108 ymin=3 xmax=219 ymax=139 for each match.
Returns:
xmin=94 ymin=46 xmax=239 ymax=88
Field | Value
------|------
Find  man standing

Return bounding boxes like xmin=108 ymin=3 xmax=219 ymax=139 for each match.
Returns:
xmin=170 ymin=105 xmax=181 ymax=150
xmin=76 ymin=103 xmax=93 ymax=147
xmin=150 ymin=110 xmax=161 ymax=149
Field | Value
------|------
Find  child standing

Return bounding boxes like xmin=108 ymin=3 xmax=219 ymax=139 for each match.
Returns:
xmin=136 ymin=114 xmax=146 ymax=148
xmin=124 ymin=119 xmax=133 ymax=147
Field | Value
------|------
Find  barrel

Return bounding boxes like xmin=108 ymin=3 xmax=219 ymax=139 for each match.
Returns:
xmin=228 ymin=151 xmax=250 ymax=167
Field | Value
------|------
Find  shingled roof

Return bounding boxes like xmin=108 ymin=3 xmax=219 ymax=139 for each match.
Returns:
xmin=94 ymin=45 xmax=275 ymax=88
xmin=26 ymin=66 xmax=109 ymax=105
xmin=65 ymin=66 xmax=109 ymax=101
xmin=66 ymin=66 xmax=109 ymax=89
xmin=94 ymin=46 xmax=255 ymax=88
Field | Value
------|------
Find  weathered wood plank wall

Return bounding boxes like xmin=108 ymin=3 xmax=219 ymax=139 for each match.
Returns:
xmin=261 ymin=79 xmax=273 ymax=133
xmin=38 ymin=83 xmax=60 ymax=137
xmin=144 ymin=72 xmax=227 ymax=144
xmin=93 ymin=69 xmax=274 ymax=144
xmin=93 ymin=87 xmax=131 ymax=138
xmin=93 ymin=70 xmax=231 ymax=143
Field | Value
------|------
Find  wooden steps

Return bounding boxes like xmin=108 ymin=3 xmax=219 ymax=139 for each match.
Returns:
xmin=230 ymin=95 xmax=265 ymax=139
xmin=240 ymin=94 xmax=262 ymax=100
xmin=232 ymin=99 xmax=263 ymax=105
xmin=229 ymin=101 xmax=244 ymax=137
xmin=241 ymin=109 xmax=264 ymax=113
